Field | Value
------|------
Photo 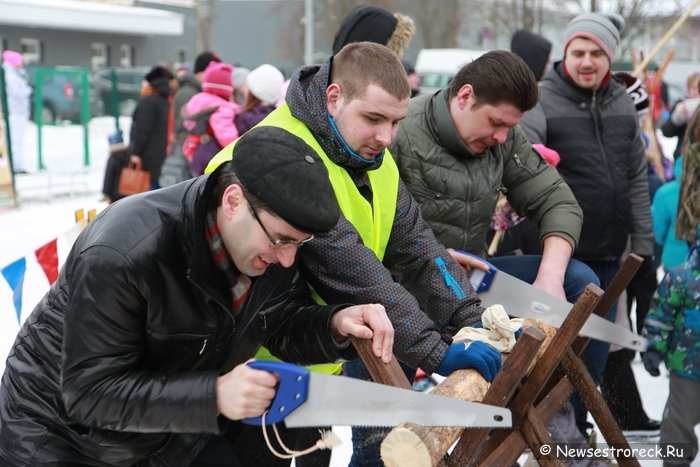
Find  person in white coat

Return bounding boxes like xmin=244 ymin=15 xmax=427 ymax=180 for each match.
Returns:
xmin=2 ymin=50 xmax=32 ymax=174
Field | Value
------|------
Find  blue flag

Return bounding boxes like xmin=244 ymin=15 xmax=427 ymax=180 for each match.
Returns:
xmin=2 ymin=257 xmax=26 ymax=324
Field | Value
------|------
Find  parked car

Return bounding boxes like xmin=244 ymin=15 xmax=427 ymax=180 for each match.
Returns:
xmin=91 ymin=67 xmax=149 ymax=117
xmin=415 ymin=48 xmax=486 ymax=94
xmin=27 ymin=67 xmax=84 ymax=124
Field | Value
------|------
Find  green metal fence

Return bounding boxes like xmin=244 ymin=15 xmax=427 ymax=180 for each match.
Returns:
xmin=29 ymin=66 xmax=91 ymax=169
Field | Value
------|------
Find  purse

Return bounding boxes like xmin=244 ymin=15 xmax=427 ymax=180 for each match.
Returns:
xmin=117 ymin=159 xmax=151 ymax=196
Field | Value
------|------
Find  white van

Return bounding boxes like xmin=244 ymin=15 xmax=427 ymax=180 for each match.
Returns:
xmin=415 ymin=48 xmax=487 ymax=94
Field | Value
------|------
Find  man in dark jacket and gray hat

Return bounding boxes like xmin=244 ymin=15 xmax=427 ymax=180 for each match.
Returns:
xmin=521 ymin=11 xmax=656 ymax=437
xmin=0 ymin=126 xmax=394 ymax=466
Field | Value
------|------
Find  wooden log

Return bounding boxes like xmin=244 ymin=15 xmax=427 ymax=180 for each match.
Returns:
xmin=380 ymin=368 xmax=489 ymax=467
xmin=381 ymin=322 xmax=551 ymax=467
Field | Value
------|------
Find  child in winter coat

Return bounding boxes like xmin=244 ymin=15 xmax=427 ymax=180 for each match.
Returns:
xmin=652 ymin=156 xmax=688 ymax=271
xmin=182 ymin=62 xmax=240 ymax=176
xmin=234 ymin=64 xmax=284 ymax=136
xmin=643 ymin=225 xmax=700 ymax=466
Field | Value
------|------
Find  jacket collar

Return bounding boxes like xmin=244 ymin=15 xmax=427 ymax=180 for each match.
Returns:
xmin=432 ymin=88 xmax=478 ymax=158
xmin=286 ymin=60 xmax=385 ymax=174
xmin=546 ymin=61 xmax=625 ymax=105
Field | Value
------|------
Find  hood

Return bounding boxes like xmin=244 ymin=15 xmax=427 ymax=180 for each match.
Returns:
xmin=331 ymin=5 xmax=415 ymax=58
xmin=285 ymin=60 xmax=385 ymax=174
xmin=511 ymin=29 xmax=552 ymax=81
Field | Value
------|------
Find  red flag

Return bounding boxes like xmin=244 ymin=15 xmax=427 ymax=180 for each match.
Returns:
xmin=35 ymin=238 xmax=58 ymax=285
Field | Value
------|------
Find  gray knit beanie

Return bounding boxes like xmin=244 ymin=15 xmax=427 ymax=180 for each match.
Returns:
xmin=563 ymin=12 xmax=625 ymax=61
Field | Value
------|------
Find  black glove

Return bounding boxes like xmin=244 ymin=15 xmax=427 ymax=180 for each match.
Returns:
xmin=642 ymin=350 xmax=662 ymax=377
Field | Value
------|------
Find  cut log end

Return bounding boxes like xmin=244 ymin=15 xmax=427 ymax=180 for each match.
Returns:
xmin=381 ymin=425 xmax=433 ymax=467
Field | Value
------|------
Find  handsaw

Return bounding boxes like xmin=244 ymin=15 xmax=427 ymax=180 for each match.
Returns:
xmin=242 ymin=360 xmax=512 ymax=428
xmin=465 ymin=254 xmax=647 ymax=352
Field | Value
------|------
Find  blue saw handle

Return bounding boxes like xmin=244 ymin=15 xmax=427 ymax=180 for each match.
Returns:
xmin=242 ymin=360 xmax=310 ymax=425
xmin=456 ymin=249 xmax=498 ymax=293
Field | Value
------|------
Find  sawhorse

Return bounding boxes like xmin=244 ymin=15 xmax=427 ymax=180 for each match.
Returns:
xmin=353 ymin=254 xmax=644 ymax=467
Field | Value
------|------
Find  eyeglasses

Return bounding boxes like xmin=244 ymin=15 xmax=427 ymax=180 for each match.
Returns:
xmin=248 ymin=201 xmax=314 ymax=250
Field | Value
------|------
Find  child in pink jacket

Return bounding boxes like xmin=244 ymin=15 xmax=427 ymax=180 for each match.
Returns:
xmin=182 ymin=62 xmax=241 ymax=176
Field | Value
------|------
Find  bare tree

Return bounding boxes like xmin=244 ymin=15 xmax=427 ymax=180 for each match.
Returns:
xmin=408 ymin=0 xmax=462 ymax=48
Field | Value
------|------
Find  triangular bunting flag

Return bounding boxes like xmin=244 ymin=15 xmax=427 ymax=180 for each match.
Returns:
xmin=35 ymin=238 xmax=59 ymax=285
xmin=2 ymin=257 xmax=27 ymax=324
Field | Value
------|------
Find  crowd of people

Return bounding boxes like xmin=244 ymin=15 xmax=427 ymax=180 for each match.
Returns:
xmin=1 ymin=3 xmax=698 ymax=467
xmin=95 ymin=52 xmax=288 ymax=201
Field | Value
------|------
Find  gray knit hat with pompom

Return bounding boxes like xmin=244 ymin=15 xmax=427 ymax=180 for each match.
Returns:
xmin=563 ymin=12 xmax=625 ymax=61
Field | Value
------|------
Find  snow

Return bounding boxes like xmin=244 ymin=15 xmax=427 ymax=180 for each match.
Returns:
xmin=0 ymin=119 xmax=697 ymax=466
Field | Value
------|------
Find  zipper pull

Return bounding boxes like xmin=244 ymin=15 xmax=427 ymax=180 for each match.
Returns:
xmin=199 ymin=338 xmax=208 ymax=355
xmin=435 ymin=257 xmax=466 ymax=299
xmin=512 ymin=153 xmax=523 ymax=168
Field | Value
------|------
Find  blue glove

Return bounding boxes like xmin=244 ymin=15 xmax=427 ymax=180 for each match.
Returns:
xmin=642 ymin=350 xmax=661 ymax=377
xmin=514 ymin=327 xmax=523 ymax=340
xmin=435 ymin=341 xmax=502 ymax=381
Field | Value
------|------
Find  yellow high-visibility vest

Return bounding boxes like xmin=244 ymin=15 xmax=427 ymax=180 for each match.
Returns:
xmin=206 ymin=104 xmax=399 ymax=374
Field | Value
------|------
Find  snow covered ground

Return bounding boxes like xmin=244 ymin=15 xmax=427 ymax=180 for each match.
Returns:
xmin=0 ymin=120 xmax=697 ymax=466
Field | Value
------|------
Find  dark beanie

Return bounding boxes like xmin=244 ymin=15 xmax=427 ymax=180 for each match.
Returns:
xmin=231 ymin=126 xmax=340 ymax=234
xmin=332 ymin=4 xmax=415 ymax=58
xmin=194 ymin=51 xmax=221 ymax=74
xmin=144 ymin=65 xmax=173 ymax=84
xmin=511 ymin=29 xmax=552 ymax=82
xmin=616 ymin=72 xmax=650 ymax=116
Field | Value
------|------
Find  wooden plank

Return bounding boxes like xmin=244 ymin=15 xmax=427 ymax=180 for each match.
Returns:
xmin=631 ymin=0 xmax=700 ymax=77
xmin=562 ymin=349 xmax=641 ymax=467
xmin=350 ymin=335 xmax=411 ymax=389
xmin=571 ymin=254 xmax=643 ymax=355
xmin=507 ymin=285 xmax=602 ymax=420
xmin=520 ymin=414 xmax=564 ymax=466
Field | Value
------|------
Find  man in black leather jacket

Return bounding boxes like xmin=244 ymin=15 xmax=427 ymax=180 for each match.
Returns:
xmin=0 ymin=126 xmax=393 ymax=467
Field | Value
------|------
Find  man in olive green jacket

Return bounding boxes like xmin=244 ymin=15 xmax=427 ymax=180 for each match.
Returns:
xmin=391 ymin=50 xmax=597 ymax=303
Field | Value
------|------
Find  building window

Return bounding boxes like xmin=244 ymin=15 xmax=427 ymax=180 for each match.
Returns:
xmin=91 ymin=43 xmax=109 ymax=70
xmin=20 ymin=38 xmax=42 ymax=64
xmin=119 ymin=44 xmax=134 ymax=68
xmin=177 ymin=48 xmax=186 ymax=65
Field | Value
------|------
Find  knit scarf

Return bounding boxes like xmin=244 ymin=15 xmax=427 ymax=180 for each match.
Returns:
xmin=204 ymin=209 xmax=250 ymax=316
